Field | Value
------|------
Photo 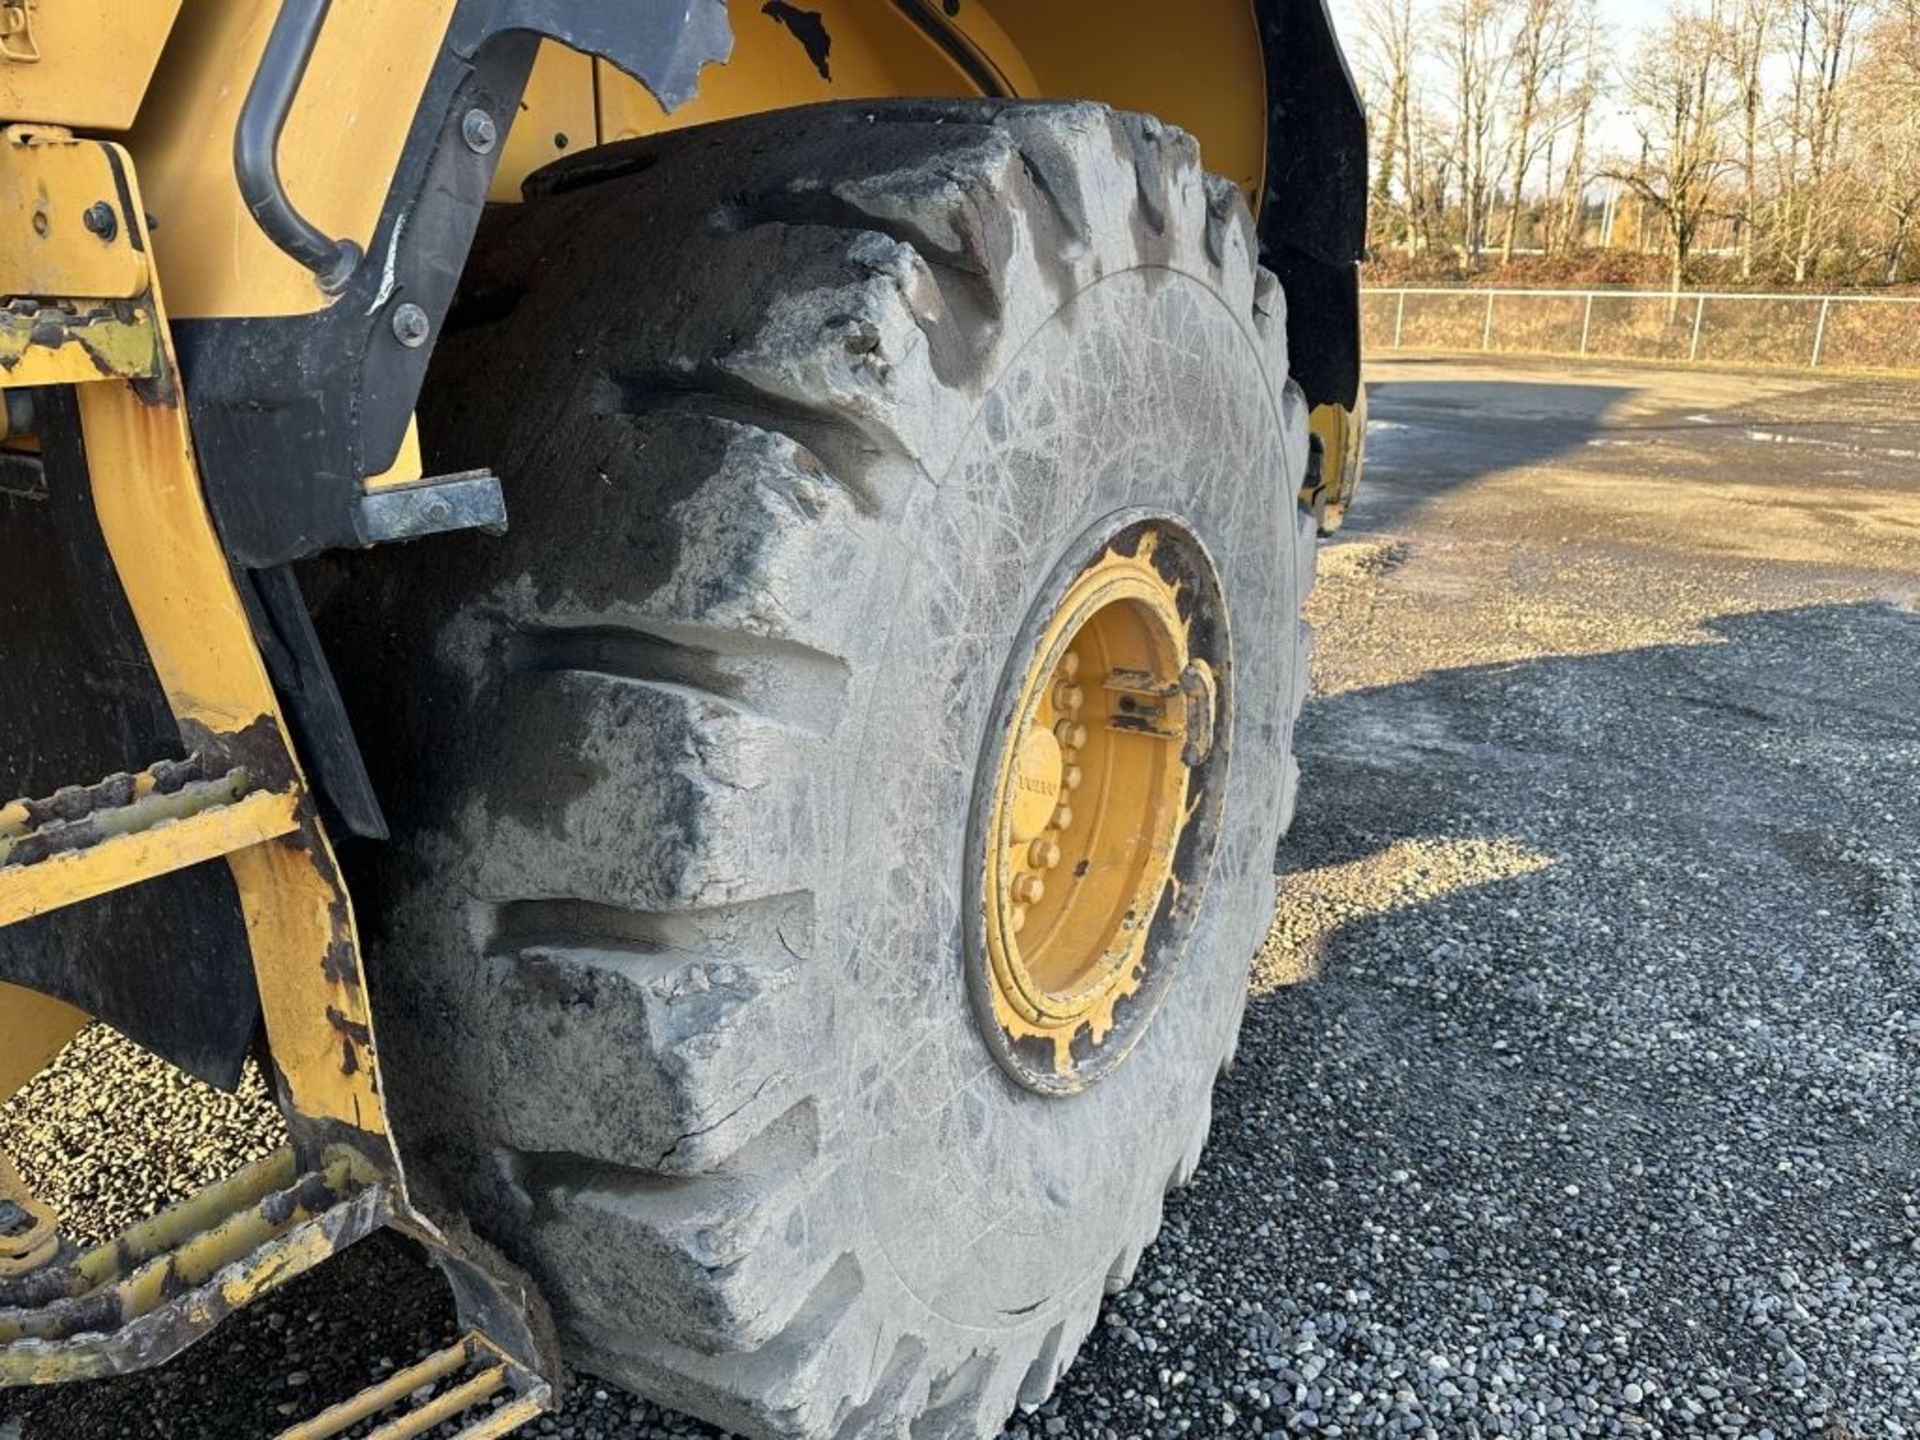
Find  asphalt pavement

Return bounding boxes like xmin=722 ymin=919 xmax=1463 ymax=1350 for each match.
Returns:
xmin=7 ymin=357 xmax=1918 ymax=1439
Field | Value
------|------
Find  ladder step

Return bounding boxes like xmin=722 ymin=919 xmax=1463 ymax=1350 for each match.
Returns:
xmin=275 ymin=1334 xmax=551 ymax=1440
xmin=0 ymin=758 xmax=299 ymax=927
xmin=0 ymin=1148 xmax=392 ymax=1386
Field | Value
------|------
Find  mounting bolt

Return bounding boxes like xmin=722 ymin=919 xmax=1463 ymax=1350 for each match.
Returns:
xmin=390 ymin=302 xmax=431 ymax=348
xmin=1012 ymin=873 xmax=1046 ymax=905
xmin=461 ymin=107 xmax=498 ymax=155
xmin=82 ymin=201 xmax=118 ymax=243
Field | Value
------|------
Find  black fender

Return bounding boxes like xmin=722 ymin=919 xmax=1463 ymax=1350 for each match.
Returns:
xmin=1255 ymin=0 xmax=1368 ymax=416
xmin=177 ymin=0 xmax=732 ymax=569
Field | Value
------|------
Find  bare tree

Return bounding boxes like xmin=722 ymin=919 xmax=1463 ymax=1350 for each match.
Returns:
xmin=1438 ymin=0 xmax=1514 ymax=262
xmin=1332 ymin=0 xmax=1920 ymax=288
xmin=1854 ymin=0 xmax=1920 ymax=281
xmin=1357 ymin=0 xmax=1422 ymax=252
xmin=1718 ymin=0 xmax=1778 ymax=278
xmin=1610 ymin=3 xmax=1738 ymax=292
xmin=1775 ymin=0 xmax=1865 ymax=282
xmin=1498 ymin=0 xmax=1582 ymax=260
xmin=1543 ymin=4 xmax=1608 ymax=253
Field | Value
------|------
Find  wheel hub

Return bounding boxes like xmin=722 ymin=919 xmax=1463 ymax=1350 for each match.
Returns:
xmin=968 ymin=517 xmax=1231 ymax=1094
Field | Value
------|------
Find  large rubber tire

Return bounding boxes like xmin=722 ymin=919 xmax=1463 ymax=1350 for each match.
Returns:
xmin=312 ymin=100 xmax=1315 ymax=1439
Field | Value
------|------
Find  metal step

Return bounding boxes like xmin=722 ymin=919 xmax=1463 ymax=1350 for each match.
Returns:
xmin=0 ymin=1147 xmax=389 ymax=1385
xmin=0 ymin=754 xmax=299 ymax=926
xmin=274 ymin=1333 xmax=551 ymax=1440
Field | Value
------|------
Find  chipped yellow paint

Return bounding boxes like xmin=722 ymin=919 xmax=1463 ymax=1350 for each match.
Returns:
xmin=982 ymin=533 xmax=1202 ymax=1074
xmin=0 ymin=305 xmax=163 ymax=387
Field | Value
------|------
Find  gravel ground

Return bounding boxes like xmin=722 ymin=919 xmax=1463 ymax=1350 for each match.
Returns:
xmin=6 ymin=357 xmax=1918 ymax=1439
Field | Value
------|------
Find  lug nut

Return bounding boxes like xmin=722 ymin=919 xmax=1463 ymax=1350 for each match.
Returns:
xmin=1053 ymin=683 xmax=1084 ymax=713
xmin=1010 ymin=905 xmax=1028 ymax=933
xmin=1013 ymin=873 xmax=1046 ymax=905
xmin=1059 ymin=652 xmax=1081 ymax=681
xmin=1062 ymin=764 xmax=1083 ymax=792
xmin=1029 ymin=839 xmax=1061 ymax=870
xmin=1050 ymin=804 xmax=1074 ymax=831
xmin=1054 ymin=720 xmax=1087 ymax=750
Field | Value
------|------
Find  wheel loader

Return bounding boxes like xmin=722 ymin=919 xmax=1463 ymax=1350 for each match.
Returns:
xmin=0 ymin=2 xmax=1365 ymax=1435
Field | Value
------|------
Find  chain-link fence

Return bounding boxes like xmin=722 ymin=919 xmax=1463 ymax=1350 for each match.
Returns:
xmin=1362 ymin=287 xmax=1920 ymax=374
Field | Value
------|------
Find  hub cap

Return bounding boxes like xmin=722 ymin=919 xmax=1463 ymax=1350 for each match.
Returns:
xmin=968 ymin=517 xmax=1231 ymax=1093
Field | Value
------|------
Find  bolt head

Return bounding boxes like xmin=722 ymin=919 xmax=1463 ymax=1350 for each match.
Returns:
xmin=1012 ymin=873 xmax=1046 ymax=905
xmin=1062 ymin=764 xmax=1083 ymax=792
xmin=1050 ymin=804 xmax=1074 ymax=831
xmin=82 ymin=201 xmax=118 ymax=243
xmin=1029 ymin=839 xmax=1062 ymax=871
xmin=461 ymin=108 xmax=499 ymax=155
xmin=390 ymin=302 xmax=431 ymax=348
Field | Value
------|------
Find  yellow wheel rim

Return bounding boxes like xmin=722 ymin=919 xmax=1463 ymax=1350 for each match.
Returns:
xmin=974 ymin=520 xmax=1226 ymax=1089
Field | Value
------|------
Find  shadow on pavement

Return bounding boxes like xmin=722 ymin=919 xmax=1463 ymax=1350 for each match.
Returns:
xmin=1360 ymin=377 xmax=1635 ymax=531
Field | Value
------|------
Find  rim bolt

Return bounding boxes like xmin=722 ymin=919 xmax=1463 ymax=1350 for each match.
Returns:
xmin=1011 ymin=905 xmax=1028 ymax=933
xmin=1013 ymin=873 xmax=1046 ymax=905
xmin=1029 ymin=838 xmax=1062 ymax=870
xmin=1053 ymin=683 xmax=1084 ymax=713
xmin=1060 ymin=652 xmax=1081 ymax=681
xmin=1054 ymin=720 xmax=1088 ymax=750
xmin=1062 ymin=764 xmax=1083 ymax=792
xmin=1051 ymin=804 xmax=1074 ymax=831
